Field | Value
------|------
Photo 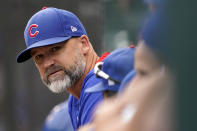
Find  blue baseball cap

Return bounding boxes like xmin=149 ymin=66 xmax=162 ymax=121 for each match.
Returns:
xmin=141 ymin=9 xmax=171 ymax=61
xmin=85 ymin=46 xmax=135 ymax=93
xmin=17 ymin=7 xmax=87 ymax=63
xmin=42 ymin=101 xmax=74 ymax=131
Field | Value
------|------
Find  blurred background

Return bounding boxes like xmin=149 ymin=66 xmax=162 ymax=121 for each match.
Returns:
xmin=0 ymin=0 xmax=147 ymax=131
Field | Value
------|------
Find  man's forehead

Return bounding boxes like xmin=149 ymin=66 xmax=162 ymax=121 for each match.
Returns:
xmin=135 ymin=42 xmax=161 ymax=70
xmin=30 ymin=41 xmax=65 ymax=55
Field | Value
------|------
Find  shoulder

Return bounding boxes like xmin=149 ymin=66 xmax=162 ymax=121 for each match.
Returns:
xmin=43 ymin=101 xmax=74 ymax=131
xmin=80 ymin=71 xmax=104 ymax=112
xmin=82 ymin=69 xmax=102 ymax=91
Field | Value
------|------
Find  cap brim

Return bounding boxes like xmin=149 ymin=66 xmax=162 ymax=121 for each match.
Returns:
xmin=85 ymin=82 xmax=106 ymax=93
xmin=85 ymin=80 xmax=120 ymax=93
xmin=16 ymin=36 xmax=71 ymax=63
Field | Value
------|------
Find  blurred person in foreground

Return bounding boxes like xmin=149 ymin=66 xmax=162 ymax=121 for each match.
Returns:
xmin=16 ymin=7 xmax=109 ymax=130
xmin=79 ymin=9 xmax=176 ymax=131
xmin=43 ymin=101 xmax=74 ymax=131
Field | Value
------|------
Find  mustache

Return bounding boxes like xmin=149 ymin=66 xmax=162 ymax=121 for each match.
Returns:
xmin=44 ymin=64 xmax=65 ymax=79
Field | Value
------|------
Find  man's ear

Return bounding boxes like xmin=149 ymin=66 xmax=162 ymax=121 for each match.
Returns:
xmin=80 ymin=35 xmax=90 ymax=55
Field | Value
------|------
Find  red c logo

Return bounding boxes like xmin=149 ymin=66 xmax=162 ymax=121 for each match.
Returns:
xmin=28 ymin=24 xmax=39 ymax=37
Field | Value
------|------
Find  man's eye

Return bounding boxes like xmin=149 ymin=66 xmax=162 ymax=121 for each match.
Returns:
xmin=35 ymin=54 xmax=43 ymax=61
xmin=51 ymin=46 xmax=61 ymax=52
xmin=138 ymin=70 xmax=148 ymax=76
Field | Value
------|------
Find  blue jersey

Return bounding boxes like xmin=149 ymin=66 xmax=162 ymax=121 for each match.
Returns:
xmin=68 ymin=69 xmax=104 ymax=130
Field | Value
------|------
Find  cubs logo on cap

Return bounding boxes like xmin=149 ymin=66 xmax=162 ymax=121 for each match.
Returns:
xmin=28 ymin=24 xmax=39 ymax=37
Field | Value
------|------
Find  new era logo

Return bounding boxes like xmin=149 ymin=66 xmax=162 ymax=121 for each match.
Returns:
xmin=71 ymin=26 xmax=77 ymax=32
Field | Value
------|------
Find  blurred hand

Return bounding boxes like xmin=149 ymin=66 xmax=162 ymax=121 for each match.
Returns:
xmin=89 ymin=67 xmax=175 ymax=131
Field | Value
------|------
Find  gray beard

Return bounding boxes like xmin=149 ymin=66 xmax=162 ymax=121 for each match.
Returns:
xmin=44 ymin=59 xmax=86 ymax=93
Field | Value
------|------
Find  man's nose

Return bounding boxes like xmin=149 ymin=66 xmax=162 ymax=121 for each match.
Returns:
xmin=43 ymin=57 xmax=55 ymax=68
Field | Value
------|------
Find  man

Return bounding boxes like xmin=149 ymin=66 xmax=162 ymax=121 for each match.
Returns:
xmin=16 ymin=7 xmax=109 ymax=130
xmin=85 ymin=46 xmax=135 ymax=98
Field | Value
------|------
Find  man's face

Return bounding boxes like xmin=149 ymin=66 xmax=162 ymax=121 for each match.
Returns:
xmin=31 ymin=37 xmax=86 ymax=93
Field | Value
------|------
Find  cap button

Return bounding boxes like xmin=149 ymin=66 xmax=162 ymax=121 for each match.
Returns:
xmin=130 ymin=45 xmax=135 ymax=48
xmin=42 ymin=6 xmax=47 ymax=10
